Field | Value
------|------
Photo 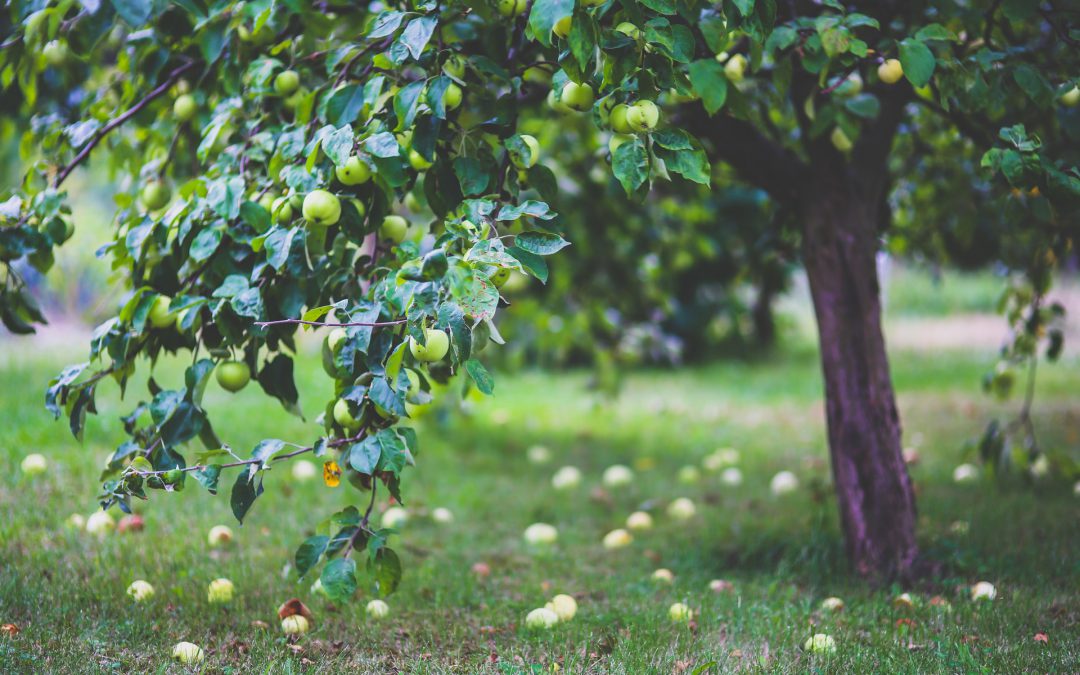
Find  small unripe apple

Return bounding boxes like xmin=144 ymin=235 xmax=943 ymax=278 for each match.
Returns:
xmin=677 ymin=465 xmax=700 ymax=484
xmin=668 ymin=602 xmax=692 ymax=623
xmin=141 ymin=180 xmax=171 ymax=211
xmin=820 ymin=597 xmax=845 ymax=612
xmin=147 ymin=296 xmax=173 ymax=329
xmin=626 ymin=100 xmax=660 ymax=132
xmin=546 ymin=594 xmax=577 ymax=621
xmin=551 ymin=465 xmax=582 ymax=490
xmin=379 ymin=215 xmax=409 ymax=244
xmin=171 ymin=642 xmax=204 ymax=664
xmin=443 ymin=54 xmax=466 ymax=80
xmin=496 ymin=0 xmax=527 ymax=17
xmin=803 ymin=633 xmax=836 ymax=653
xmin=442 ymin=82 xmax=463 ymax=110
xmin=86 ymin=511 xmax=115 ymax=536
xmin=527 ymin=445 xmax=551 ymax=464
xmin=608 ymin=133 xmax=633 ymax=155
xmin=281 ymin=614 xmax=310 ymax=634
xmin=560 ymin=81 xmax=594 ymax=112
xmin=626 ymin=511 xmax=653 ymax=531
xmin=547 ymin=89 xmax=573 ymax=113
xmin=283 ymin=88 xmax=306 ymax=111
xmin=770 ymin=471 xmax=799 ymax=495
xmin=274 ymin=69 xmax=300 ymax=97
xmin=652 ymin=568 xmax=674 ymax=584
xmin=878 ymin=58 xmax=904 ymax=84
xmin=173 ymin=94 xmax=197 ymax=122
xmin=615 ymin=22 xmax=640 ymax=39
xmin=601 ymin=464 xmax=634 ymax=488
xmin=831 ymin=127 xmax=853 ymax=153
xmin=336 ymin=156 xmax=372 ymax=186
xmin=207 ymin=524 xmax=234 ymax=547
xmin=382 ymin=506 xmax=408 ymax=529
xmin=409 ymin=149 xmax=434 ymax=171
xmin=21 ymin=453 xmax=47 ymax=476
xmin=971 ymin=581 xmax=996 ymax=601
xmin=724 ymin=54 xmax=747 ymax=82
xmin=525 ymin=607 xmax=559 ymax=630
xmin=609 ymin=104 xmax=633 ymax=134
xmin=667 ymin=497 xmax=696 ymax=520
xmin=126 ymin=580 xmax=155 ymax=602
xmin=302 ymin=190 xmax=342 ymax=226
xmin=207 ymin=578 xmax=234 ymax=604
xmin=893 ymin=592 xmax=914 ymax=609
xmin=709 ymin=579 xmax=734 ymax=593
xmin=721 ymin=467 xmax=743 ymax=486
xmin=271 ymin=196 xmax=293 ymax=223
xmin=523 ymin=522 xmax=558 ymax=545
xmin=333 ymin=398 xmax=361 ymax=430
xmin=215 ymin=360 xmax=250 ymax=393
xmin=553 ymin=16 xmax=572 ymax=39
xmin=511 ymin=135 xmax=540 ymax=169
xmin=291 ymin=459 xmax=317 ymax=481
xmin=366 ymin=599 xmax=390 ymax=619
xmin=43 ymin=40 xmax=70 ymax=67
xmin=431 ymin=507 xmax=454 ymax=524
xmin=602 ymin=528 xmax=632 ymax=549
xmin=409 ymin=329 xmax=450 ymax=362
xmin=67 ymin=513 xmax=86 ymax=530
xmin=1059 ymin=86 xmax=1079 ymax=107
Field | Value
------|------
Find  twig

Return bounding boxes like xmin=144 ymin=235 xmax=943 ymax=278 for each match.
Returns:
xmin=255 ymin=317 xmax=407 ymax=328
xmin=54 ymin=60 xmax=199 ymax=188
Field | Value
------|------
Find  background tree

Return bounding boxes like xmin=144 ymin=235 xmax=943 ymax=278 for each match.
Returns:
xmin=1 ymin=0 xmax=1077 ymax=593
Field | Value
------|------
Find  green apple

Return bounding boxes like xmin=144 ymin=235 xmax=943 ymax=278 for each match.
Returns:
xmin=525 ymin=607 xmax=559 ymax=630
xmin=207 ymin=524 xmax=233 ymax=546
xmin=626 ymin=100 xmax=659 ymax=132
xmin=126 ymin=580 xmax=155 ymax=602
xmin=171 ymin=642 xmax=204 ymax=664
xmin=302 ymin=189 xmax=341 ymax=226
xmin=668 ymin=603 xmax=692 ymax=623
xmin=141 ymin=180 xmax=171 ymax=210
xmin=366 ymin=599 xmax=390 ymax=619
xmin=803 ymin=633 xmax=837 ymax=653
xmin=281 ymin=614 xmax=310 ymax=634
xmin=207 ymin=578 xmax=234 ymax=604
xmin=215 ymin=360 xmax=250 ymax=392
xmin=85 ymin=511 xmax=115 ymax=535
xmin=336 ymin=156 xmax=372 ymax=185
xmin=379 ymin=215 xmax=409 ymax=243
xmin=560 ymin=81 xmax=594 ymax=111
xmin=547 ymin=89 xmax=573 ymax=113
xmin=443 ymin=54 xmax=467 ymax=80
xmin=322 ymin=327 xmax=347 ymax=375
xmin=43 ymin=40 xmax=70 ymax=67
xmin=830 ymin=127 xmax=853 ymax=152
xmin=523 ymin=522 xmax=558 ymax=545
xmin=333 ymin=398 xmax=361 ymax=430
xmin=615 ymin=22 xmax=640 ymax=39
xmin=667 ymin=497 xmax=696 ymax=520
xmin=409 ymin=329 xmax=450 ymax=362
xmin=602 ymin=528 xmax=632 ymax=549
xmin=21 ymin=453 xmax=48 ymax=476
xmin=274 ymin=69 xmax=300 ymax=96
xmin=258 ymin=191 xmax=276 ymax=213
xmin=580 ymin=0 xmax=606 ymax=5
xmin=271 ymin=196 xmax=293 ymax=223
xmin=608 ymin=133 xmax=634 ymax=155
xmin=652 ymin=568 xmax=675 ymax=584
xmin=496 ymin=0 xmax=527 ymax=17
xmin=1061 ymin=86 xmax=1080 ymax=107
xmin=523 ymin=65 xmax=552 ymax=85
xmin=546 ymin=594 xmax=577 ymax=621
xmin=609 ymin=104 xmax=632 ymax=133
xmin=626 ymin=511 xmax=653 ymax=531
xmin=553 ymin=16 xmax=572 ymax=39
xmin=442 ymin=82 xmax=463 ymax=110
xmin=147 ymin=296 xmax=173 ymax=329
xmin=511 ymin=135 xmax=540 ymax=169
xmin=409 ymin=149 xmax=434 ymax=170
xmin=490 ymin=268 xmax=511 ymax=287
xmin=173 ymin=94 xmax=197 ymax=122
xmin=724 ymin=54 xmax=747 ymax=82
xmin=283 ymin=88 xmax=306 ymax=110
xmin=877 ymin=58 xmax=903 ymax=84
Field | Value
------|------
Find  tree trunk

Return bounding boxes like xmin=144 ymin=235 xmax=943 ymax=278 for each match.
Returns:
xmin=751 ymin=279 xmax=778 ymax=348
xmin=801 ymin=181 xmax=918 ymax=581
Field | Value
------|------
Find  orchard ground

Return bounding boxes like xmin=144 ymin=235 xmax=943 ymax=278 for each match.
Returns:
xmin=2 ymin=269 xmax=1079 ymax=673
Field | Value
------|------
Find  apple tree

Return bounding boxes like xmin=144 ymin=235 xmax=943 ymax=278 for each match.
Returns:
xmin=3 ymin=0 xmax=1079 ymax=588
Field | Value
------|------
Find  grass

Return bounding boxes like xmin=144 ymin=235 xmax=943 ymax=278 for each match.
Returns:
xmin=1 ymin=333 xmax=1078 ymax=674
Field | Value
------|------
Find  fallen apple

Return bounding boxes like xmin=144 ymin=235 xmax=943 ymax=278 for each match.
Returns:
xmin=770 ymin=471 xmax=799 ymax=495
xmin=667 ymin=498 xmax=696 ymax=520
xmin=366 ymin=599 xmax=390 ymax=619
xmin=382 ymin=506 xmax=408 ymax=529
xmin=432 ymin=507 xmax=454 ymax=524
xmin=652 ymin=568 xmax=674 ymax=584
xmin=970 ymin=581 xmax=996 ymax=601
xmin=601 ymin=464 xmax=634 ymax=488
xmin=126 ymin=580 xmax=155 ymax=602
xmin=803 ymin=633 xmax=836 ymax=653
xmin=207 ymin=578 xmax=234 ymax=604
xmin=527 ymin=445 xmax=552 ymax=465
xmin=281 ymin=614 xmax=310 ymax=634
xmin=85 ymin=511 xmax=115 ymax=536
xmin=709 ymin=579 xmax=734 ymax=593
xmin=171 ymin=642 xmax=204 ymax=664
xmin=525 ymin=607 xmax=559 ymax=630
xmin=21 ymin=453 xmax=47 ymax=476
xmin=820 ymin=597 xmax=845 ymax=612
xmin=291 ymin=459 xmax=317 ymax=481
xmin=602 ymin=528 xmax=632 ymax=549
xmin=207 ymin=524 xmax=234 ymax=547
xmin=524 ymin=522 xmax=558 ymax=546
xmin=625 ymin=511 xmax=653 ymax=531
xmin=677 ymin=465 xmax=700 ymax=484
xmin=953 ymin=463 xmax=979 ymax=483
xmin=720 ymin=467 xmax=743 ymax=486
xmin=545 ymin=593 xmax=577 ymax=622
xmin=668 ymin=602 xmax=692 ymax=623
xmin=551 ymin=465 xmax=582 ymax=490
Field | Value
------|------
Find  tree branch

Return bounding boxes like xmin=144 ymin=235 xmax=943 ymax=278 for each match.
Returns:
xmin=255 ymin=317 xmax=407 ymax=328
xmin=53 ymin=60 xmax=199 ymax=189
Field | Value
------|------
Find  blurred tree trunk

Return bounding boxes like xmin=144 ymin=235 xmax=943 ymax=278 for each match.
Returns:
xmin=751 ymin=279 xmax=778 ymax=348
xmin=801 ymin=180 xmax=918 ymax=580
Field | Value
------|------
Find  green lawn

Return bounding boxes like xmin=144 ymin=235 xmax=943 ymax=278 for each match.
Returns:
xmin=1 ymin=341 xmax=1078 ymax=673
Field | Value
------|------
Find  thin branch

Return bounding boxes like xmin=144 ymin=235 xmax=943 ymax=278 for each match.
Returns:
xmin=53 ymin=60 xmax=199 ymax=188
xmin=255 ymin=317 xmax=407 ymax=328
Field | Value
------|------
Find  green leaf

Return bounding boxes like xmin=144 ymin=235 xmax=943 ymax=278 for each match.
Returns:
xmin=844 ymin=94 xmax=881 ymax=119
xmin=368 ymin=547 xmax=402 ymax=597
xmin=688 ymin=60 xmax=729 ymax=115
xmin=529 ymin=0 xmax=575 ymax=49
xmin=191 ymin=465 xmax=221 ymax=494
xmin=612 ymin=139 xmax=649 ymax=196
xmin=898 ymin=39 xmax=935 ymax=87
xmin=320 ymin=557 xmax=358 ymax=603
xmin=513 ymin=231 xmax=570 ymax=255
xmin=110 ymin=0 xmax=151 ymax=26
xmin=367 ymin=11 xmax=405 ymax=39
xmin=323 ymin=125 xmax=355 ymax=167
xmin=656 ymin=147 xmax=710 ymax=185
xmin=453 ymin=157 xmax=493 ymax=197
xmin=394 ymin=81 xmax=426 ymax=131
xmin=349 ymin=437 xmax=382 ymax=475
xmin=295 ymin=535 xmax=329 ymax=578
xmin=464 ymin=359 xmax=494 ymax=395
xmin=1012 ymin=64 xmax=1053 ymax=108
xmin=230 ymin=470 xmax=263 ymax=524
xmin=507 ymin=246 xmax=548 ymax=283
xmin=914 ymin=23 xmax=957 ymax=42
xmin=325 ymin=85 xmax=366 ymax=127
xmin=640 ymin=0 xmax=676 ymax=14
xmin=496 ymin=201 xmax=556 ymax=221
xmin=568 ymin=10 xmax=598 ymax=71
xmin=398 ymin=16 xmax=438 ymax=60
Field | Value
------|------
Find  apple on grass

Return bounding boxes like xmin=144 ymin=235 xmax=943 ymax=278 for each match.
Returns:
xmin=668 ymin=603 xmax=692 ymax=623
xmin=525 ymin=607 xmax=559 ymax=630
xmin=292 ymin=460 xmax=317 ymax=481
xmin=721 ymin=467 xmax=743 ymax=486
xmin=971 ymin=581 xmax=996 ymax=601
xmin=953 ymin=463 xmax=979 ymax=483
xmin=652 ymin=568 xmax=674 ymax=584
xmin=677 ymin=465 xmax=700 ymax=484
xmin=626 ymin=511 xmax=653 ymax=531
xmin=667 ymin=498 xmax=696 ymax=520
xmin=431 ymin=507 xmax=454 ymax=524
xmin=523 ymin=522 xmax=558 ymax=546
xmin=545 ymin=594 xmax=577 ymax=622
xmin=709 ymin=579 xmax=734 ymax=593
xmin=302 ymin=189 xmax=341 ymax=226
xmin=821 ymin=597 xmax=845 ymax=612
xmin=409 ymin=329 xmax=450 ymax=362
xmin=803 ymin=633 xmax=837 ymax=653
xmin=770 ymin=471 xmax=799 ymax=495
xmin=551 ymin=465 xmax=582 ymax=490
xmin=215 ymin=360 xmax=250 ymax=392
xmin=602 ymin=528 xmax=632 ymax=549
xmin=126 ymin=580 xmax=155 ymax=602
xmin=366 ymin=599 xmax=390 ymax=619
xmin=172 ymin=642 xmax=204 ymax=664
xmin=207 ymin=578 xmax=234 ymax=604
xmin=527 ymin=445 xmax=551 ymax=465
xmin=21 ymin=453 xmax=47 ymax=476
xmin=382 ymin=506 xmax=408 ymax=529
xmin=601 ymin=464 xmax=634 ymax=488
xmin=207 ymin=524 xmax=234 ymax=547
xmin=86 ymin=511 xmax=115 ymax=536
xmin=281 ymin=614 xmax=310 ymax=634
